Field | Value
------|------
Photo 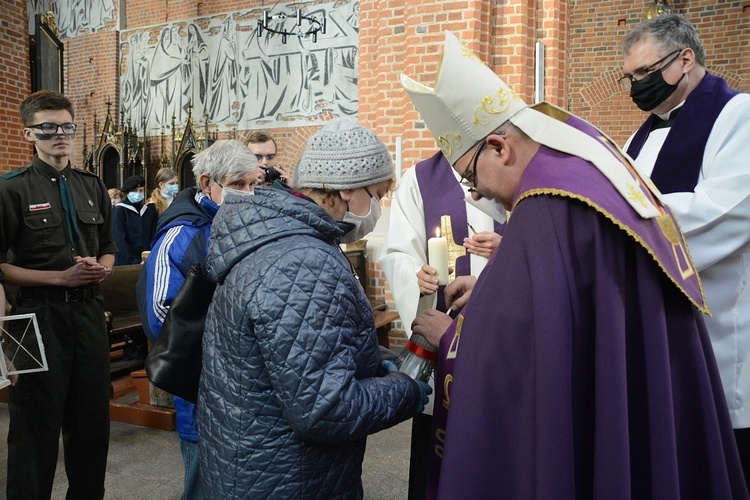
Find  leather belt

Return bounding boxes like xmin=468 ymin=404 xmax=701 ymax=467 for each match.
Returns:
xmin=19 ymin=285 xmax=97 ymax=303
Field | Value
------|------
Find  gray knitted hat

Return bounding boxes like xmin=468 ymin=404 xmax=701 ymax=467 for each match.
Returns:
xmin=295 ymin=118 xmax=394 ymax=190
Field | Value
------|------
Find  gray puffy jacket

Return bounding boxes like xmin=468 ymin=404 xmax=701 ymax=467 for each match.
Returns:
xmin=198 ymin=187 xmax=421 ymax=499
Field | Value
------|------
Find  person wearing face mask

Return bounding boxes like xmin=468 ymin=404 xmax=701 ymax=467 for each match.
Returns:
xmin=148 ymin=167 xmax=179 ymax=215
xmin=137 ymin=139 xmax=259 ymax=500
xmin=112 ymin=175 xmax=158 ymax=266
xmin=621 ymin=15 xmax=750 ymax=485
xmin=402 ymin=31 xmax=746 ymax=498
xmin=198 ymin=118 xmax=430 ymax=498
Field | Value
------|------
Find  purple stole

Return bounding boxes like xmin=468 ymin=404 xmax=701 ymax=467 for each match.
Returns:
xmin=426 ymin=117 xmax=707 ymax=499
xmin=626 ymin=73 xmax=738 ymax=194
xmin=415 ymin=152 xmax=503 ymax=311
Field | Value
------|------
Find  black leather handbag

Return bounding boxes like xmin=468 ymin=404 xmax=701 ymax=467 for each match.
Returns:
xmin=145 ymin=266 xmax=216 ymax=404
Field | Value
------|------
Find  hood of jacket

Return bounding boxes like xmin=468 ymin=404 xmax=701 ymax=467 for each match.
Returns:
xmin=207 ymin=186 xmax=351 ymax=282
xmin=155 ymin=186 xmax=216 ymax=235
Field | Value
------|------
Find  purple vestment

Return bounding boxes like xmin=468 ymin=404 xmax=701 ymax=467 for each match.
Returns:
xmin=626 ymin=73 xmax=738 ymax=194
xmin=426 ymin=144 xmax=747 ymax=498
xmin=415 ymin=152 xmax=504 ymax=311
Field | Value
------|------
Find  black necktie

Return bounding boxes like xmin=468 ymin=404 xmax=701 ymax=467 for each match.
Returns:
xmin=59 ymin=174 xmax=82 ymax=248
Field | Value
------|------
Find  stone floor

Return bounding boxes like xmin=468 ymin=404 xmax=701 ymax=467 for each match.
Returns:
xmin=0 ymin=402 xmax=411 ymax=499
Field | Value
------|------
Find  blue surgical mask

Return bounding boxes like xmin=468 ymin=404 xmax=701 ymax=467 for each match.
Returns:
xmin=165 ymin=184 xmax=179 ymax=197
xmin=127 ymin=191 xmax=145 ymax=204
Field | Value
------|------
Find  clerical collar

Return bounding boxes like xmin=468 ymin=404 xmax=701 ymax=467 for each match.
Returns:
xmin=657 ymin=102 xmax=685 ymax=121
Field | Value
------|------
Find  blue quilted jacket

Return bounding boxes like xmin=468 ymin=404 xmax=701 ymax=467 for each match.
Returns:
xmin=198 ymin=187 xmax=421 ymax=499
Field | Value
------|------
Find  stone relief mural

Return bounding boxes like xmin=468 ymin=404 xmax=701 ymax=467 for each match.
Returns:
xmin=28 ymin=0 xmax=116 ymax=37
xmin=120 ymin=0 xmax=359 ymax=133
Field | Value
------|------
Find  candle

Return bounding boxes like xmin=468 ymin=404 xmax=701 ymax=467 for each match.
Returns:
xmin=428 ymin=227 xmax=449 ymax=285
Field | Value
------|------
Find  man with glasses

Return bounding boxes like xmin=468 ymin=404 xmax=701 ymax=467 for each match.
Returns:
xmin=0 ymin=90 xmax=116 ymax=498
xmin=246 ymin=130 xmax=290 ymax=185
xmin=379 ymin=149 xmax=503 ymax=500
xmin=402 ymin=32 xmax=746 ymax=497
xmin=621 ymin=14 xmax=750 ymax=485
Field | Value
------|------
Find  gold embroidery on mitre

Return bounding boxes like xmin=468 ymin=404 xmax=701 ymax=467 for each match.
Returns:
xmin=458 ymin=41 xmax=481 ymax=63
xmin=473 ymin=87 xmax=520 ymax=125
xmin=626 ymin=183 xmax=649 ymax=210
xmin=437 ymin=134 xmax=462 ymax=159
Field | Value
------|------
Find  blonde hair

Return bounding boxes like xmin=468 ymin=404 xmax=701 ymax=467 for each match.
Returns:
xmin=107 ymin=188 xmax=122 ymax=204
xmin=148 ymin=168 xmax=178 ymax=214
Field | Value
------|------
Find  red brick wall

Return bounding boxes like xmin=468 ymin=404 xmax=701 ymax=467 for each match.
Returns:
xmin=0 ymin=1 xmax=33 ymax=173
xmin=569 ymin=1 xmax=750 ymax=146
xmin=2 ymin=0 xmax=748 ymax=340
xmin=65 ymin=29 xmax=122 ymax=169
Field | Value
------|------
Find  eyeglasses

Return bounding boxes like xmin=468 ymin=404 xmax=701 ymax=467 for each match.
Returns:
xmin=459 ymin=140 xmax=487 ymax=191
xmin=27 ymin=122 xmax=77 ymax=135
xmin=618 ymin=49 xmax=682 ymax=90
xmin=254 ymin=153 xmax=276 ymax=162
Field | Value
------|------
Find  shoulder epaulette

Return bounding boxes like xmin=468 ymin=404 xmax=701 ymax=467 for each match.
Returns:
xmin=1 ymin=166 xmax=31 ymax=180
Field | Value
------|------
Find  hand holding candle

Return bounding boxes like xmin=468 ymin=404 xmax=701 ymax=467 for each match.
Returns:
xmin=428 ymin=227 xmax=449 ymax=285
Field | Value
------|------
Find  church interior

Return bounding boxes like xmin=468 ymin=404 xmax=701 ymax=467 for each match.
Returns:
xmin=0 ymin=0 xmax=748 ymax=495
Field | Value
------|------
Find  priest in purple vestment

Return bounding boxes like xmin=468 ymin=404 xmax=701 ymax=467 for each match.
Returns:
xmin=621 ymin=14 xmax=750 ymax=488
xmin=400 ymin=31 xmax=747 ymax=499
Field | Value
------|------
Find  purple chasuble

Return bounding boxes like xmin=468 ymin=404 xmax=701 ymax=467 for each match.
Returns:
xmin=626 ymin=73 xmax=739 ymax=194
xmin=426 ymin=146 xmax=745 ymax=498
xmin=415 ymin=152 xmax=503 ymax=311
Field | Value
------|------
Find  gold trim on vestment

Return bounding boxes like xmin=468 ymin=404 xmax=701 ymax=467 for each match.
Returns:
xmin=514 ymin=189 xmax=709 ymax=315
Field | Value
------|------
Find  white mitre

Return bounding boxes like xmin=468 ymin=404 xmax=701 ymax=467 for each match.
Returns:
xmin=401 ymin=31 xmax=665 ymax=219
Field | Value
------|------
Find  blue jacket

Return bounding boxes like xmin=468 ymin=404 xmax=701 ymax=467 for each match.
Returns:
xmin=198 ymin=186 xmax=421 ymax=498
xmin=139 ymin=187 xmax=218 ymax=442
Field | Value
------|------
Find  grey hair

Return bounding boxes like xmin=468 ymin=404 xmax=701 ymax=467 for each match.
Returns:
xmin=191 ymin=139 xmax=259 ymax=191
xmin=622 ymin=14 xmax=705 ymax=67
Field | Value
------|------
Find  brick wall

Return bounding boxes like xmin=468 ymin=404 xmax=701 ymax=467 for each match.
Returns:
xmin=569 ymin=1 xmax=750 ymax=146
xmin=0 ymin=1 xmax=33 ymax=173
xmin=1 ymin=0 xmax=748 ymax=343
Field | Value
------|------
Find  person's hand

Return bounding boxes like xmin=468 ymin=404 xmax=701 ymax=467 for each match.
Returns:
xmin=412 ymin=309 xmax=453 ymax=348
xmin=67 ymin=257 xmax=109 ymax=286
xmin=416 ymin=380 xmax=433 ymax=413
xmin=274 ymin=165 xmax=292 ymax=184
xmin=417 ymin=264 xmax=440 ymax=295
xmin=444 ymin=275 xmax=476 ymax=311
xmin=5 ymin=355 xmax=18 ymax=386
xmin=380 ymin=359 xmax=398 ymax=376
xmin=463 ymin=231 xmax=501 ymax=258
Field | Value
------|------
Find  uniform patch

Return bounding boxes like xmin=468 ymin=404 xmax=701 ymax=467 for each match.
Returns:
xmin=29 ymin=203 xmax=52 ymax=211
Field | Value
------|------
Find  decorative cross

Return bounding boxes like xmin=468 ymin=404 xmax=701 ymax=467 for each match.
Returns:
xmin=441 ymin=215 xmax=466 ymax=284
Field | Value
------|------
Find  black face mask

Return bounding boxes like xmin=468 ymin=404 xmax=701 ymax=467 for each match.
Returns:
xmin=630 ymin=67 xmax=684 ymax=112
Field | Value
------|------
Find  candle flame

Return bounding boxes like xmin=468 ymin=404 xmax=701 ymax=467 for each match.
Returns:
xmin=435 ymin=227 xmax=441 ymax=238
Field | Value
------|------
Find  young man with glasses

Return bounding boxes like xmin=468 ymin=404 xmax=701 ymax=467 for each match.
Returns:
xmin=0 ymin=90 xmax=116 ymax=499
xmin=403 ymin=31 xmax=746 ymax=498
xmin=246 ymin=130 xmax=290 ymax=184
xmin=622 ymin=14 xmax=750 ymax=486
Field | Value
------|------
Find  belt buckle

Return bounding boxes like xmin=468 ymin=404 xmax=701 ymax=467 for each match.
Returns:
xmin=64 ymin=288 xmax=83 ymax=303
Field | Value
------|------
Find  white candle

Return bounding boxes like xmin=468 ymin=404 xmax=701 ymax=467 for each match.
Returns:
xmin=428 ymin=227 xmax=449 ymax=285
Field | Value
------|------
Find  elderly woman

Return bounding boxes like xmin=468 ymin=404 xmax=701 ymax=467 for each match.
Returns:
xmin=139 ymin=139 xmax=258 ymax=500
xmin=198 ymin=118 xmax=429 ymax=498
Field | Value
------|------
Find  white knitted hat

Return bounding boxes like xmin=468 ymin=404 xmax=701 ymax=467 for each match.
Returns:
xmin=295 ymin=118 xmax=394 ymax=190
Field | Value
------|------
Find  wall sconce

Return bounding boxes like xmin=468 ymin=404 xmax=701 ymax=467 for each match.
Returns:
xmin=646 ymin=0 xmax=674 ymax=19
xmin=256 ymin=9 xmax=326 ymax=44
